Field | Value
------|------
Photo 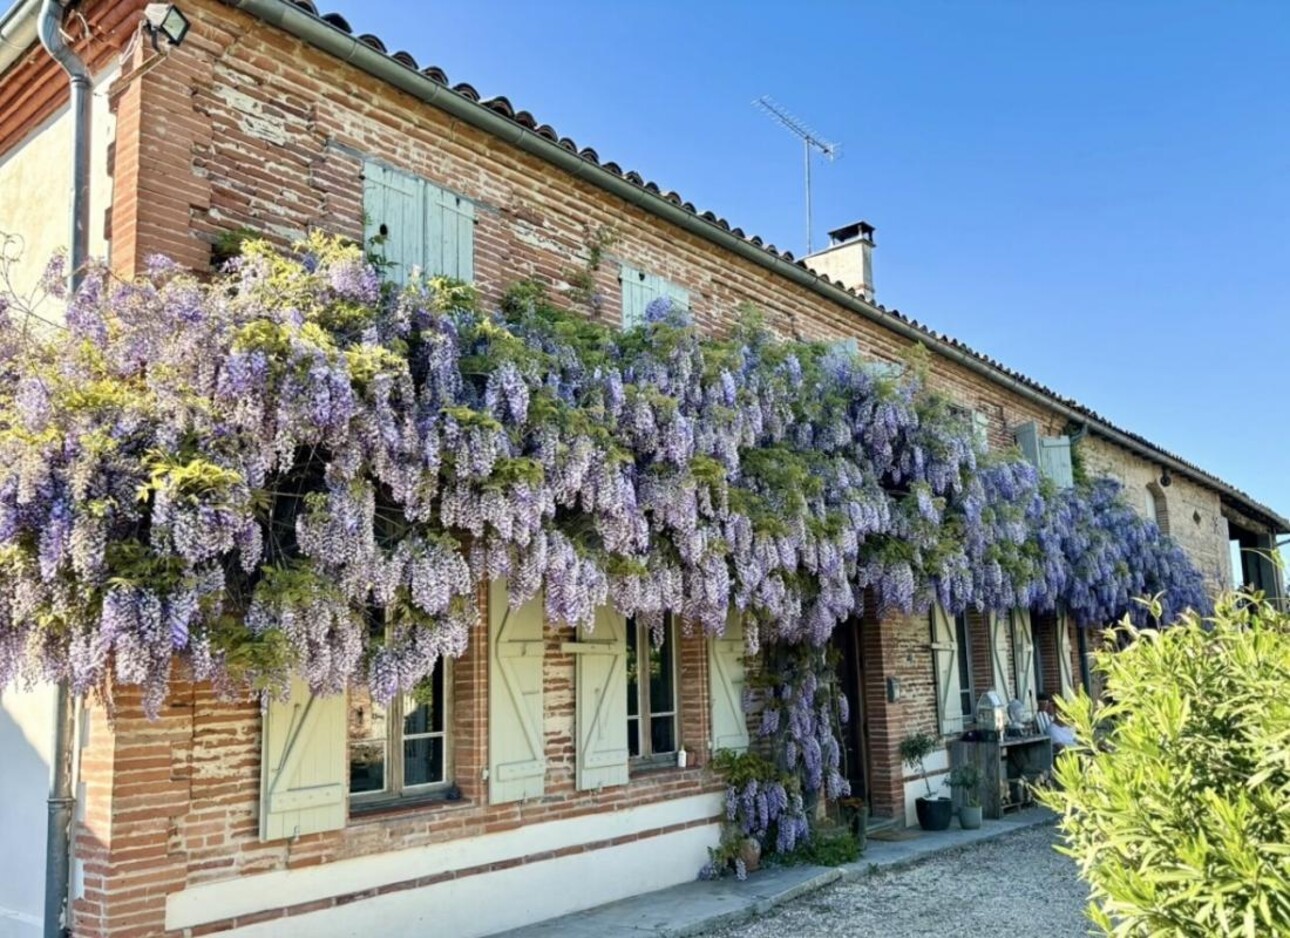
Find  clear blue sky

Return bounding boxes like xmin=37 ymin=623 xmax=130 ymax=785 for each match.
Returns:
xmin=353 ymin=0 xmax=1288 ymax=531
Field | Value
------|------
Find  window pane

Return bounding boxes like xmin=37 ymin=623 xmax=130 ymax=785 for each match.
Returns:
xmin=349 ymin=689 xmax=388 ymax=794
xmin=648 ymin=624 xmax=675 ymax=717
xmin=626 ymin=624 xmax=639 ymax=718
xmin=350 ymin=740 xmax=386 ymax=794
xmin=404 ymin=736 xmax=445 ymax=788
xmin=955 ymin=614 xmax=972 ymax=716
xmin=627 ymin=717 xmax=640 ymax=758
xmin=650 ymin=714 xmax=675 ymax=755
xmin=403 ymin=660 xmax=445 ymax=736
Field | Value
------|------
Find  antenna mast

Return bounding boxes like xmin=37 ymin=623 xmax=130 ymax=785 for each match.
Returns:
xmin=753 ymin=95 xmax=841 ymax=255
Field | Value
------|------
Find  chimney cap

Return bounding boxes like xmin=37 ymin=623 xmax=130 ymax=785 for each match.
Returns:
xmin=827 ymin=220 xmax=876 ymax=246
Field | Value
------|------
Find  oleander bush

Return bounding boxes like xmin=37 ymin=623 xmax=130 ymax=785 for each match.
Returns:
xmin=1041 ymin=593 xmax=1290 ymax=936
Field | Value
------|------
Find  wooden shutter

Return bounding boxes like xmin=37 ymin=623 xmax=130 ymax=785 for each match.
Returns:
xmin=1013 ymin=422 xmax=1040 ymax=468
xmin=426 ymin=182 xmax=475 ymax=281
xmin=930 ymin=605 xmax=962 ymax=735
xmin=488 ymin=578 xmax=546 ymax=804
xmin=565 ymin=606 xmax=630 ymax=790
xmin=988 ymin=612 xmax=1010 ymax=700
xmin=1040 ymin=436 xmax=1074 ymax=489
xmin=972 ymin=410 xmax=991 ymax=451
xmin=864 ymin=360 xmax=904 ymax=380
xmin=363 ymin=161 xmax=474 ymax=284
xmin=1057 ymin=613 xmax=1076 ymax=696
xmin=620 ymin=264 xmax=689 ymax=328
xmin=620 ymin=264 xmax=650 ymax=328
xmin=259 ymin=679 xmax=346 ymax=841
xmin=1011 ymin=609 xmax=1036 ymax=717
xmin=363 ymin=161 xmax=425 ymax=286
xmin=709 ymin=611 xmax=749 ymax=754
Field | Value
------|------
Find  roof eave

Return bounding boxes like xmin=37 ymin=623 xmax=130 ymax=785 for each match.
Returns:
xmin=218 ymin=0 xmax=1288 ymax=534
xmin=0 ymin=0 xmax=41 ymax=78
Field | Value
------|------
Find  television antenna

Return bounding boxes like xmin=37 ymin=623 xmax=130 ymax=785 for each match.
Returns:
xmin=753 ymin=95 xmax=841 ymax=254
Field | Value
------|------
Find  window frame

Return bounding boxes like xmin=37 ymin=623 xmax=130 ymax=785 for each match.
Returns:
xmin=954 ymin=612 xmax=974 ymax=722
xmin=626 ymin=615 xmax=680 ymax=766
xmin=347 ymin=657 xmax=454 ymax=808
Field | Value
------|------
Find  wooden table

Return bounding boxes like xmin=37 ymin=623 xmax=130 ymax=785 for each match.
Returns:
xmin=950 ymin=734 xmax=1054 ymax=819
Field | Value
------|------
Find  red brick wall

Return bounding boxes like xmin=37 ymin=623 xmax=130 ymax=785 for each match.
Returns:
xmin=70 ymin=605 xmax=719 ymax=937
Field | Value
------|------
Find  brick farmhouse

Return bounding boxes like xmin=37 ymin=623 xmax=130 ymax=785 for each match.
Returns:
xmin=0 ymin=2 xmax=1286 ymax=937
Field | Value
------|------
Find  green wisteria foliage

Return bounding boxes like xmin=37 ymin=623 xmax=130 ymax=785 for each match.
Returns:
xmin=0 ymin=236 xmax=1208 ymax=846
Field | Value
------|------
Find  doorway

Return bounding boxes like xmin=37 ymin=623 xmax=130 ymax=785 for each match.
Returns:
xmin=830 ymin=618 xmax=870 ymax=806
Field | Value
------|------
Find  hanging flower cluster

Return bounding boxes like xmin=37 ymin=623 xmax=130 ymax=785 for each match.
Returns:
xmin=0 ymin=236 xmax=1209 ymax=732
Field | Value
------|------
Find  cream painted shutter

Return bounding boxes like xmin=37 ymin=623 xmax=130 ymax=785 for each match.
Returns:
xmin=709 ymin=612 xmax=749 ymax=754
xmin=565 ymin=606 xmax=629 ymax=790
xmin=259 ymin=679 xmax=346 ymax=841
xmin=488 ymin=579 xmax=546 ymax=804
xmin=1011 ymin=609 xmax=1036 ymax=717
xmin=1057 ymin=613 xmax=1076 ymax=696
xmin=988 ymin=612 xmax=1010 ymax=699
xmin=930 ymin=606 xmax=961 ymax=735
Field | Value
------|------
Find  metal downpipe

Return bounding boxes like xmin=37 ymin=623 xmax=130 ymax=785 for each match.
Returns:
xmin=37 ymin=4 xmax=90 ymax=934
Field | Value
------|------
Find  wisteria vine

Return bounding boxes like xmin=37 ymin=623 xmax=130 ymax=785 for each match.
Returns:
xmin=0 ymin=236 xmax=1208 ymax=839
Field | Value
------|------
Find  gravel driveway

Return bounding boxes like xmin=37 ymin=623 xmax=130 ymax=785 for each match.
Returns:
xmin=702 ymin=825 xmax=1089 ymax=938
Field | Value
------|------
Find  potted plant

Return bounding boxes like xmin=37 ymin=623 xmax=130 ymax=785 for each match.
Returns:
xmin=836 ymin=796 xmax=868 ymax=853
xmin=948 ymin=763 xmax=983 ymax=829
xmin=900 ymin=731 xmax=953 ymax=831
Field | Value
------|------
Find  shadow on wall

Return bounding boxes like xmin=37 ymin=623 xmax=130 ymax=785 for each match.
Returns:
xmin=0 ymin=686 xmax=55 ymax=938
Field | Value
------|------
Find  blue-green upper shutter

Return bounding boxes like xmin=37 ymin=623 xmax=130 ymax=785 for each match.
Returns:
xmin=363 ymin=161 xmax=474 ymax=284
xmin=620 ymin=263 xmax=689 ymax=328
xmin=1014 ymin=422 xmax=1073 ymax=488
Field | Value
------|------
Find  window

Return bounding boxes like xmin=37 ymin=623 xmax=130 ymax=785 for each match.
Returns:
xmin=348 ymin=657 xmax=451 ymax=803
xmin=1013 ymin=422 xmax=1074 ymax=488
xmin=1145 ymin=482 xmax=1170 ymax=535
xmin=954 ymin=612 xmax=974 ymax=721
xmin=626 ymin=617 xmax=678 ymax=760
xmin=363 ymin=160 xmax=475 ymax=285
xmin=620 ymin=264 xmax=689 ymax=328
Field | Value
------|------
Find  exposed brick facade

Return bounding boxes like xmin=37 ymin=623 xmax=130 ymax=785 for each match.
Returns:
xmin=0 ymin=0 xmax=1255 ymax=933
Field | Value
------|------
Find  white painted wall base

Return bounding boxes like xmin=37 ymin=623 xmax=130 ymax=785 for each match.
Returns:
xmin=0 ymin=685 xmax=55 ymax=937
xmin=223 ymin=822 xmax=720 ymax=938
xmin=168 ymin=792 xmax=723 ymax=932
xmin=902 ymin=747 xmax=950 ymax=827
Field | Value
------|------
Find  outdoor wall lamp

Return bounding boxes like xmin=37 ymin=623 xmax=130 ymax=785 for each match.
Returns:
xmin=1160 ymin=468 xmax=1173 ymax=488
xmin=143 ymin=3 xmax=190 ymax=51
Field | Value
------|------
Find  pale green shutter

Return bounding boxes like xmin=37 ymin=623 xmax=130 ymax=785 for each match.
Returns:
xmin=1040 ymin=436 xmax=1074 ymax=489
xmin=1013 ymin=422 xmax=1040 ymax=468
xmin=620 ymin=264 xmax=649 ymax=328
xmin=930 ymin=605 xmax=961 ymax=735
xmin=426 ymin=182 xmax=475 ymax=282
xmin=1057 ymin=613 xmax=1076 ymax=696
xmin=972 ymin=410 xmax=991 ymax=451
xmin=620 ymin=264 xmax=689 ymax=328
xmin=565 ymin=606 xmax=629 ymax=790
xmin=259 ymin=679 xmax=346 ymax=841
xmin=988 ymin=612 xmax=1010 ymax=700
xmin=863 ymin=360 xmax=904 ymax=380
xmin=364 ymin=161 xmax=474 ymax=284
xmin=488 ymin=579 xmax=546 ymax=804
xmin=363 ymin=161 xmax=425 ymax=286
xmin=709 ymin=612 xmax=749 ymax=754
xmin=1011 ymin=609 xmax=1036 ymax=717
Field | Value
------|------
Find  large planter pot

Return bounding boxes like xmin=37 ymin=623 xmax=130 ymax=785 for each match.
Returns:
xmin=959 ymin=804 xmax=983 ymax=830
xmin=915 ymin=796 xmax=953 ymax=831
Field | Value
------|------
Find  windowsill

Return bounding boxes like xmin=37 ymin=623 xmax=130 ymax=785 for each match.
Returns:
xmin=629 ymin=758 xmax=701 ymax=780
xmin=349 ymin=789 xmax=473 ymax=822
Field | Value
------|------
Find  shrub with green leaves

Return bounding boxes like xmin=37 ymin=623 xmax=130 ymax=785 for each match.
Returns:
xmin=1041 ymin=594 xmax=1290 ymax=936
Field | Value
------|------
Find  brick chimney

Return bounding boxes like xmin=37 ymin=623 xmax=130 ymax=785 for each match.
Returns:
xmin=805 ymin=221 xmax=875 ymax=302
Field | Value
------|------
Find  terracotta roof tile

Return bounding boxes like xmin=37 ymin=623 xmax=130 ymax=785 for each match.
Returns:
xmin=252 ymin=0 xmax=1284 ymax=529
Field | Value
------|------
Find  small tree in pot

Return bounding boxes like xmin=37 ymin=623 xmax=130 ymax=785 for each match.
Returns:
xmin=900 ymin=731 xmax=953 ymax=831
xmin=949 ymin=763 xmax=983 ymax=829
